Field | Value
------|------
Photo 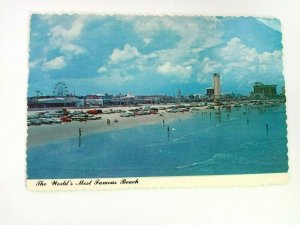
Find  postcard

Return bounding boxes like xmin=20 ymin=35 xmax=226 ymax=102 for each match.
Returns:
xmin=26 ymin=15 xmax=288 ymax=190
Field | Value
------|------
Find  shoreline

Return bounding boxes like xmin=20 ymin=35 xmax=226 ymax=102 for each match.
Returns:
xmin=27 ymin=110 xmax=195 ymax=148
xmin=27 ymin=103 xmax=283 ymax=148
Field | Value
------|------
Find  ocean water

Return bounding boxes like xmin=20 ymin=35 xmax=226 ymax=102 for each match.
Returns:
xmin=27 ymin=104 xmax=288 ymax=179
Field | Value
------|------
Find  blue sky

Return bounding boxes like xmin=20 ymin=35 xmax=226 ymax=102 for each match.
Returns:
xmin=28 ymin=15 xmax=284 ymax=96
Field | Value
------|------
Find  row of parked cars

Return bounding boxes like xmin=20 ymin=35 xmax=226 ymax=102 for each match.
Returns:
xmin=27 ymin=109 xmax=102 ymax=126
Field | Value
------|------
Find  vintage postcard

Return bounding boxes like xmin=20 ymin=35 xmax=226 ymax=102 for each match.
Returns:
xmin=26 ymin=15 xmax=288 ymax=191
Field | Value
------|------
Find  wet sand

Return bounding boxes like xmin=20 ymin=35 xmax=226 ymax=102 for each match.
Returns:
xmin=27 ymin=110 xmax=194 ymax=148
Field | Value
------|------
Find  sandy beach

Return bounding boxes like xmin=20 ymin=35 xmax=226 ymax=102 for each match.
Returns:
xmin=27 ymin=108 xmax=198 ymax=148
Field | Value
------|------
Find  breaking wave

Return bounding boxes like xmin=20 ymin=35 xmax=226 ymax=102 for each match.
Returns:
xmin=176 ymin=153 xmax=253 ymax=169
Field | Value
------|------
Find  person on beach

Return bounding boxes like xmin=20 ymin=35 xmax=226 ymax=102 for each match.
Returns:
xmin=78 ymin=128 xmax=82 ymax=147
xmin=167 ymin=125 xmax=170 ymax=141
xmin=107 ymin=119 xmax=110 ymax=125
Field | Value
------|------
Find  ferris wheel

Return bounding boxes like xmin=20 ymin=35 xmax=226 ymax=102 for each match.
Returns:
xmin=52 ymin=82 xmax=69 ymax=97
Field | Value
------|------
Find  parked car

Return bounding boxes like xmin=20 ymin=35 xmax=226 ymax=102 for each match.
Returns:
xmin=61 ymin=117 xmax=72 ymax=122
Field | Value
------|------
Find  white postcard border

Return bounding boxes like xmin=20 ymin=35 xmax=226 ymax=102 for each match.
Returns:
xmin=27 ymin=173 xmax=288 ymax=191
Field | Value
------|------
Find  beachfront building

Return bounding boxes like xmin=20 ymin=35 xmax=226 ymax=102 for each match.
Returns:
xmin=84 ymin=94 xmax=104 ymax=106
xmin=186 ymin=94 xmax=200 ymax=102
xmin=135 ymin=95 xmax=171 ymax=104
xmin=206 ymin=87 xmax=214 ymax=99
xmin=251 ymin=82 xmax=277 ymax=99
xmin=27 ymin=96 xmax=79 ymax=109
xmin=104 ymin=95 xmax=134 ymax=106
xmin=213 ymin=73 xmax=221 ymax=102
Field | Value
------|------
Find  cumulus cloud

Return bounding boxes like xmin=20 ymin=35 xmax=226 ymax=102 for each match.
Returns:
xmin=30 ymin=58 xmax=43 ymax=69
xmin=143 ymin=38 xmax=152 ymax=46
xmin=97 ymin=66 xmax=107 ymax=74
xmin=109 ymin=44 xmax=140 ymax=64
xmin=43 ymin=56 xmax=66 ymax=70
xmin=60 ymin=43 xmax=85 ymax=55
xmin=29 ymin=15 xmax=284 ymax=96
xmin=114 ymin=16 xmax=223 ymax=79
xmin=219 ymin=38 xmax=257 ymax=62
xmin=96 ymin=44 xmax=144 ymax=86
xmin=157 ymin=62 xmax=192 ymax=75
xmin=30 ymin=16 xmax=87 ymax=72
xmin=257 ymin=50 xmax=282 ymax=73
xmin=114 ymin=17 xmax=224 ymax=84
xmin=197 ymin=37 xmax=283 ymax=89
xmin=29 ymin=16 xmax=87 ymax=72
xmin=48 ymin=17 xmax=86 ymax=57
xmin=50 ymin=18 xmax=84 ymax=41
xmin=97 ymin=57 xmax=136 ymax=85
xmin=157 ymin=62 xmax=193 ymax=82
xmin=219 ymin=37 xmax=282 ymax=75
xmin=195 ymin=57 xmax=222 ymax=83
xmin=96 ymin=67 xmax=135 ymax=86
xmin=130 ymin=16 xmax=223 ymax=52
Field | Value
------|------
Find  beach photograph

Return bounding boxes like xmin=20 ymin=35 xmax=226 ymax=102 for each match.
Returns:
xmin=27 ymin=15 xmax=288 ymax=180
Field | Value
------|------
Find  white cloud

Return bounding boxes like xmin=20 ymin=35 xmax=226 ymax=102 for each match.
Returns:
xmin=202 ymin=57 xmax=222 ymax=74
xmin=43 ymin=56 xmax=66 ymax=70
xmin=157 ymin=62 xmax=192 ymax=75
xmin=197 ymin=37 xmax=283 ymax=86
xmin=118 ymin=17 xmax=224 ymax=84
xmin=120 ymin=16 xmax=223 ymax=74
xmin=48 ymin=17 xmax=86 ymax=57
xmin=143 ymin=38 xmax=152 ymax=46
xmin=95 ymin=17 xmax=224 ymax=84
xmin=96 ymin=67 xmax=135 ymax=86
xmin=258 ymin=50 xmax=282 ymax=72
xmin=219 ymin=38 xmax=257 ymax=62
xmin=219 ymin=37 xmax=282 ymax=75
xmin=157 ymin=62 xmax=193 ymax=82
xmin=97 ymin=66 xmax=107 ymax=74
xmin=97 ymin=44 xmax=144 ymax=84
xmin=50 ymin=18 xmax=84 ymax=41
xmin=28 ymin=16 xmax=89 ymax=73
xmin=130 ymin=16 xmax=223 ymax=51
xmin=29 ymin=58 xmax=43 ymax=69
xmin=109 ymin=44 xmax=140 ymax=64
xmin=196 ymin=57 xmax=222 ymax=83
xmin=35 ymin=17 xmax=87 ymax=71
xmin=60 ymin=43 xmax=85 ymax=55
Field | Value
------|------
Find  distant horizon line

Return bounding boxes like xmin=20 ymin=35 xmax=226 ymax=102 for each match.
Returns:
xmin=27 ymin=92 xmax=263 ymax=98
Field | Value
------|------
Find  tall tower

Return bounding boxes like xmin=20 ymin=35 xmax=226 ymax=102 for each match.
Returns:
xmin=177 ymin=89 xmax=182 ymax=103
xmin=213 ymin=73 xmax=221 ymax=101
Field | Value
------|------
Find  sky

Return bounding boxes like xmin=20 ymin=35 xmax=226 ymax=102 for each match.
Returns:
xmin=28 ymin=15 xmax=284 ymax=97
